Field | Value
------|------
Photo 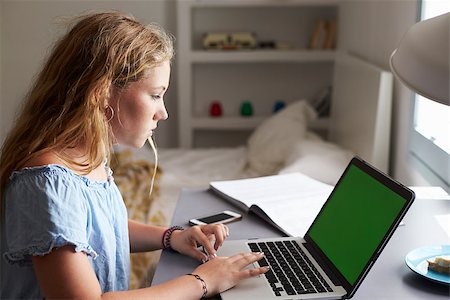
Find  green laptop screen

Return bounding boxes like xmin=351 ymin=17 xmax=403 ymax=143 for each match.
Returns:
xmin=308 ymin=165 xmax=406 ymax=285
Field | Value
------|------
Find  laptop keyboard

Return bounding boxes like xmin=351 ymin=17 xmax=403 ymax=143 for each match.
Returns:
xmin=249 ymin=240 xmax=333 ymax=297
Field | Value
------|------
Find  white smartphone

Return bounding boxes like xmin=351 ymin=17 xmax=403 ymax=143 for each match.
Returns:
xmin=189 ymin=210 xmax=242 ymax=226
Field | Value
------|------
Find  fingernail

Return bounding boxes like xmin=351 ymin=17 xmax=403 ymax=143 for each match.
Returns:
xmin=209 ymin=253 xmax=217 ymax=259
xmin=263 ymin=266 xmax=270 ymax=271
xmin=202 ymin=253 xmax=209 ymax=263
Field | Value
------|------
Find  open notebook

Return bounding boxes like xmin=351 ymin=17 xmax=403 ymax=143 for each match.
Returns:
xmin=210 ymin=172 xmax=333 ymax=237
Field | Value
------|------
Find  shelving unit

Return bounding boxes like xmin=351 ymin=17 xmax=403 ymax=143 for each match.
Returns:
xmin=176 ymin=0 xmax=339 ymax=148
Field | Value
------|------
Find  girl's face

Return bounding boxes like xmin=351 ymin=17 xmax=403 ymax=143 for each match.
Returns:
xmin=109 ymin=60 xmax=171 ymax=148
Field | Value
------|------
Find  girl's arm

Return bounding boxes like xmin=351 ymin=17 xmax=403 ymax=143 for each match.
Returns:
xmin=128 ymin=219 xmax=230 ymax=262
xmin=32 ymin=244 xmax=267 ymax=299
xmin=128 ymin=219 xmax=166 ymax=253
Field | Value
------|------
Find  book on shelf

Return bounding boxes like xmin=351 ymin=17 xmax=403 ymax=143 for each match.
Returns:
xmin=323 ymin=19 xmax=337 ymax=49
xmin=309 ymin=18 xmax=326 ymax=50
xmin=209 ymin=172 xmax=333 ymax=237
xmin=309 ymin=18 xmax=337 ymax=50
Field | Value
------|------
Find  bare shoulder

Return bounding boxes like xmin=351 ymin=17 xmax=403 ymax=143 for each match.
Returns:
xmin=23 ymin=151 xmax=61 ymax=168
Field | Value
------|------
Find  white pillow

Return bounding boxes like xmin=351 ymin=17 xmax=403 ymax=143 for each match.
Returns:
xmin=278 ymin=138 xmax=354 ymax=185
xmin=247 ymin=100 xmax=317 ymax=175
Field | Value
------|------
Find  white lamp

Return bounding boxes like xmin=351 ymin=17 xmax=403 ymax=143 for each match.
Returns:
xmin=390 ymin=12 xmax=449 ymax=105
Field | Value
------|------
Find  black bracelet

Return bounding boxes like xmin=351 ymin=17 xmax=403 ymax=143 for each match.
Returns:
xmin=162 ymin=225 xmax=184 ymax=250
xmin=187 ymin=273 xmax=208 ymax=299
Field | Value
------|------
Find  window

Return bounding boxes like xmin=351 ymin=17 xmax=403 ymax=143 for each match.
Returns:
xmin=410 ymin=0 xmax=450 ymax=187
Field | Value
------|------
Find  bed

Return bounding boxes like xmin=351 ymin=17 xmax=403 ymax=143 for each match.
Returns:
xmin=111 ymin=53 xmax=394 ymax=288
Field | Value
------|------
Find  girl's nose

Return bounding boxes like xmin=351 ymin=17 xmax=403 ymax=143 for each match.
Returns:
xmin=155 ymin=103 xmax=168 ymax=121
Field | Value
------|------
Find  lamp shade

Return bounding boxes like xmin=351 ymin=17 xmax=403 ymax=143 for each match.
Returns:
xmin=390 ymin=12 xmax=449 ymax=105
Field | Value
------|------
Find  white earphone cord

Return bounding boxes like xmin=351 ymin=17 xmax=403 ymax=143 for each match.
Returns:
xmin=147 ymin=137 xmax=158 ymax=196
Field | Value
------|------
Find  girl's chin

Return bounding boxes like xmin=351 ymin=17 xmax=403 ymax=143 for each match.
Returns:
xmin=116 ymin=138 xmax=147 ymax=149
xmin=114 ymin=131 xmax=152 ymax=148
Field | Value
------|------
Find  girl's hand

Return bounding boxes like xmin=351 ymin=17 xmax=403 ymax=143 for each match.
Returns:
xmin=192 ymin=252 xmax=269 ymax=297
xmin=170 ymin=224 xmax=229 ymax=262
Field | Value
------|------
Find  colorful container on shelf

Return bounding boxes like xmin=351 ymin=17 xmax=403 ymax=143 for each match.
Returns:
xmin=273 ymin=100 xmax=286 ymax=113
xmin=240 ymin=100 xmax=253 ymax=117
xmin=209 ymin=101 xmax=223 ymax=117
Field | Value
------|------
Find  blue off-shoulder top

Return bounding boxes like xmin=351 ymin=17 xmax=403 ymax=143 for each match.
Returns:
xmin=1 ymin=164 xmax=130 ymax=299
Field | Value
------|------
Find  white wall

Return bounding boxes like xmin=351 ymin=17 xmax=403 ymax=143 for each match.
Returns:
xmin=0 ymin=0 xmax=178 ymax=147
xmin=339 ymin=0 xmax=429 ymax=186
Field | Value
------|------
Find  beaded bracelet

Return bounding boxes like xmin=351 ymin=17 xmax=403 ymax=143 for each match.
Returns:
xmin=162 ymin=225 xmax=184 ymax=250
xmin=187 ymin=273 xmax=208 ymax=299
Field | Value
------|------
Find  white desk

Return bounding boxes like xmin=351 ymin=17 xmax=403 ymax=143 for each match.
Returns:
xmin=152 ymin=188 xmax=450 ymax=299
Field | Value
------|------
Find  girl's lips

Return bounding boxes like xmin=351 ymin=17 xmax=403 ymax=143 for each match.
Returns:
xmin=148 ymin=127 xmax=156 ymax=136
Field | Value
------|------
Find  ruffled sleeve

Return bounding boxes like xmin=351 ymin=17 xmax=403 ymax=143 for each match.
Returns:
xmin=3 ymin=167 xmax=98 ymax=266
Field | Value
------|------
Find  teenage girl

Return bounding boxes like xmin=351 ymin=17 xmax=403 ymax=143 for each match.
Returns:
xmin=0 ymin=12 xmax=268 ymax=299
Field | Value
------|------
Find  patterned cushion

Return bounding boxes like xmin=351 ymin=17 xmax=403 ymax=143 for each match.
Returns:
xmin=111 ymin=150 xmax=162 ymax=289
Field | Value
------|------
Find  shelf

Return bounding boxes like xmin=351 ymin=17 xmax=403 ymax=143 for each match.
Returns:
xmin=189 ymin=50 xmax=336 ymax=63
xmin=192 ymin=117 xmax=265 ymax=129
xmin=191 ymin=0 xmax=340 ymax=8
xmin=192 ymin=116 xmax=330 ymax=130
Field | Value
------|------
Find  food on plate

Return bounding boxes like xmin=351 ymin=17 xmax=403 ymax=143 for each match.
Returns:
xmin=427 ymin=255 xmax=450 ymax=274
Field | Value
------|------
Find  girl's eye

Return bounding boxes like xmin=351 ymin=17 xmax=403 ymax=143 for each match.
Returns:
xmin=151 ymin=95 xmax=162 ymax=101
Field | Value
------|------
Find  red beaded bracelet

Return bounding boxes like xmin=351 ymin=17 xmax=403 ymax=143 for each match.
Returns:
xmin=162 ymin=225 xmax=184 ymax=250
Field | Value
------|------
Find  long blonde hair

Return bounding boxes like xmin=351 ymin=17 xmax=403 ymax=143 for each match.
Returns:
xmin=0 ymin=11 xmax=174 ymax=202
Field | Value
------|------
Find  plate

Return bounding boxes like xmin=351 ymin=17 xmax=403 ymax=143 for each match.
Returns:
xmin=405 ymin=245 xmax=450 ymax=285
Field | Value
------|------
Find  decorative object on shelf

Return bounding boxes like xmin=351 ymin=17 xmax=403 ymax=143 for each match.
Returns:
xmin=202 ymin=32 xmax=228 ymax=50
xmin=240 ymin=100 xmax=253 ymax=117
xmin=258 ymin=40 xmax=276 ymax=49
xmin=209 ymin=101 xmax=223 ymax=117
xmin=203 ymin=31 xmax=257 ymax=50
xmin=231 ymin=32 xmax=257 ymax=49
xmin=273 ymin=100 xmax=286 ymax=113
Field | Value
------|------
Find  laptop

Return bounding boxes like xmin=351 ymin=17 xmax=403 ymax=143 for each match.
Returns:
xmin=217 ymin=156 xmax=415 ymax=300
